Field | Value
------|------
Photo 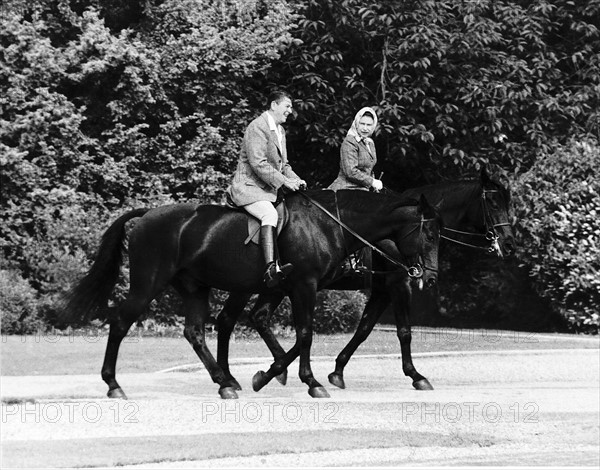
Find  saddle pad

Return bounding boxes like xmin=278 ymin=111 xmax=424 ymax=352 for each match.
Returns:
xmin=244 ymin=202 xmax=288 ymax=245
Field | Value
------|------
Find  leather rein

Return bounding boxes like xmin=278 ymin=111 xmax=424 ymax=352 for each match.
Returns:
xmin=298 ymin=191 xmax=436 ymax=278
xmin=440 ymin=189 xmax=511 ymax=255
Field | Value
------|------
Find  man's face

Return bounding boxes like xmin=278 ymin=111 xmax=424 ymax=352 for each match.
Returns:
xmin=271 ymin=97 xmax=293 ymax=125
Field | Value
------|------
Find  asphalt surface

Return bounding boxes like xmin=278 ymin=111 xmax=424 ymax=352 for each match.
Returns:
xmin=1 ymin=345 xmax=599 ymax=467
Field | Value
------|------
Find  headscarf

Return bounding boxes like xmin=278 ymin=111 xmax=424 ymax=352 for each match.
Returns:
xmin=346 ymin=106 xmax=378 ymax=145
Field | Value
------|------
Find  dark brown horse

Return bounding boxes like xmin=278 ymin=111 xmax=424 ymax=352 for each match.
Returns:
xmin=60 ymin=190 xmax=442 ymax=399
xmin=214 ymin=170 xmax=514 ymax=393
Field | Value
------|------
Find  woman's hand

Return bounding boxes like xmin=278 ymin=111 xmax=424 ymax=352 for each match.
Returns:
xmin=371 ymin=178 xmax=383 ymax=192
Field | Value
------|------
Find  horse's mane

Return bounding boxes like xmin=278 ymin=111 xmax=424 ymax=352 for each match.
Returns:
xmin=401 ymin=178 xmax=481 ymax=200
xmin=403 ymin=175 xmax=510 ymax=202
xmin=297 ymin=189 xmax=419 ymax=214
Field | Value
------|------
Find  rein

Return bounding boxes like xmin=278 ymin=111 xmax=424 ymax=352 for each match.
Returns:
xmin=298 ymin=191 xmax=432 ymax=277
xmin=441 ymin=189 xmax=510 ymax=254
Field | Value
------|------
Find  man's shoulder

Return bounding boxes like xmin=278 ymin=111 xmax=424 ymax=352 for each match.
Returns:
xmin=248 ymin=112 xmax=269 ymax=130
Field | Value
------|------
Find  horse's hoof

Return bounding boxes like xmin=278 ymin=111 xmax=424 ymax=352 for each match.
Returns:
xmin=413 ymin=378 xmax=434 ymax=390
xmin=308 ymin=386 xmax=330 ymax=398
xmin=252 ymin=371 xmax=269 ymax=392
xmin=275 ymin=369 xmax=288 ymax=386
xmin=229 ymin=379 xmax=242 ymax=391
xmin=219 ymin=387 xmax=239 ymax=399
xmin=328 ymin=372 xmax=346 ymax=389
xmin=107 ymin=387 xmax=127 ymax=399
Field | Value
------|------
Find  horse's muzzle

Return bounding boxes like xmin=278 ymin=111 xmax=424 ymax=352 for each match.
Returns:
xmin=503 ymin=240 xmax=515 ymax=257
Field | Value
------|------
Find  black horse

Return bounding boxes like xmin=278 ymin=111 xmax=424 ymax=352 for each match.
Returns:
xmin=214 ymin=170 xmax=514 ymax=393
xmin=60 ymin=190 xmax=442 ymax=399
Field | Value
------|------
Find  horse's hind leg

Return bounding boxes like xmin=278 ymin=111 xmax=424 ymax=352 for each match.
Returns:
xmin=216 ymin=292 xmax=253 ymax=391
xmin=102 ymin=294 xmax=149 ymax=399
xmin=182 ymin=288 xmax=234 ymax=399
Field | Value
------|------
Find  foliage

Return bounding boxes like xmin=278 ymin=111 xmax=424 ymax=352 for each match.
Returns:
xmin=269 ymin=290 xmax=366 ymax=334
xmin=512 ymin=138 xmax=600 ymax=333
xmin=1 ymin=0 xmax=294 ymax=326
xmin=275 ymin=0 xmax=600 ymax=187
xmin=433 ymin=254 xmax=566 ymax=332
xmin=0 ymin=269 xmax=44 ymax=334
xmin=1 ymin=0 xmax=599 ymax=333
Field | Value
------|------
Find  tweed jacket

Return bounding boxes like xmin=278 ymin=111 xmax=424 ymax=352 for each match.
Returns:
xmin=328 ymin=135 xmax=377 ymax=191
xmin=228 ymin=112 xmax=300 ymax=206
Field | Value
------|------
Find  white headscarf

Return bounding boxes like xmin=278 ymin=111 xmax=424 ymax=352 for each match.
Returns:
xmin=346 ymin=107 xmax=378 ymax=145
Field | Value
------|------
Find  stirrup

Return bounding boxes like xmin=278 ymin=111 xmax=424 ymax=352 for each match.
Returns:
xmin=264 ymin=261 xmax=293 ymax=288
xmin=341 ymin=255 xmax=365 ymax=276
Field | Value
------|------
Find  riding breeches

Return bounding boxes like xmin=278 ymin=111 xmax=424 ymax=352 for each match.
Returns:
xmin=244 ymin=200 xmax=278 ymax=226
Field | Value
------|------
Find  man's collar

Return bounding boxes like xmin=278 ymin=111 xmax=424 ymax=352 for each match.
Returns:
xmin=266 ymin=112 xmax=278 ymax=131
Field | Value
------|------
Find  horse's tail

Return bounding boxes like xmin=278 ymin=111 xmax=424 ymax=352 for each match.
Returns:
xmin=58 ymin=208 xmax=150 ymax=325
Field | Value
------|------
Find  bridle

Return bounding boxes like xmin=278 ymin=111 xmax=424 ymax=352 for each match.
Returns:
xmin=298 ymin=191 xmax=438 ymax=281
xmin=441 ymin=188 xmax=511 ymax=256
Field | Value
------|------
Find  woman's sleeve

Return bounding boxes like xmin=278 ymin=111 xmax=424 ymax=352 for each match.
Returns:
xmin=339 ymin=139 xmax=374 ymax=188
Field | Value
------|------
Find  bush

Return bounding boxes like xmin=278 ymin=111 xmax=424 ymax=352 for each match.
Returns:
xmin=268 ymin=290 xmax=366 ymax=334
xmin=512 ymin=138 xmax=600 ymax=333
xmin=0 ymin=269 xmax=44 ymax=334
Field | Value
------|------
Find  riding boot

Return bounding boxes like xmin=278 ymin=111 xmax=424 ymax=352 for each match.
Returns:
xmin=260 ymin=225 xmax=293 ymax=288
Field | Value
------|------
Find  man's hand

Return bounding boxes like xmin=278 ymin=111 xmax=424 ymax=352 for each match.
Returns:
xmin=283 ymin=178 xmax=303 ymax=191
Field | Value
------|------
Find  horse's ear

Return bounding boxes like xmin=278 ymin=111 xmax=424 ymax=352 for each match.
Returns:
xmin=418 ymin=193 xmax=432 ymax=214
xmin=481 ymin=166 xmax=490 ymax=184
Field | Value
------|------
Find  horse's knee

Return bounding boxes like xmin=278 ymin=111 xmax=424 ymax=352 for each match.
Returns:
xmin=357 ymin=322 xmax=373 ymax=337
xmin=297 ymin=327 xmax=312 ymax=345
xmin=397 ymin=329 xmax=412 ymax=344
xmin=184 ymin=325 xmax=205 ymax=346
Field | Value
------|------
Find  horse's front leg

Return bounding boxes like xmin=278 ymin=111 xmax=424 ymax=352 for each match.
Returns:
xmin=328 ymin=285 xmax=390 ymax=389
xmin=393 ymin=278 xmax=434 ymax=390
xmin=293 ymin=281 xmax=329 ymax=398
xmin=248 ymin=292 xmax=289 ymax=385
xmin=252 ymin=280 xmax=329 ymax=398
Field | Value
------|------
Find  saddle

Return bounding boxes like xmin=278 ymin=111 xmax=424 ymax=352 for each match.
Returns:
xmin=225 ymin=194 xmax=289 ymax=245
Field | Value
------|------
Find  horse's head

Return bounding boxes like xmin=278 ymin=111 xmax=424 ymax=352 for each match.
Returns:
xmin=476 ymin=168 xmax=515 ymax=257
xmin=459 ymin=168 xmax=515 ymax=258
xmin=394 ymin=194 xmax=442 ymax=290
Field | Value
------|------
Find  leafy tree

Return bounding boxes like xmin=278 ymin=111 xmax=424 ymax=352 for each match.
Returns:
xmin=512 ymin=138 xmax=600 ymax=332
xmin=275 ymin=0 xmax=600 ymax=187
xmin=1 ymin=0 xmax=295 ymax=327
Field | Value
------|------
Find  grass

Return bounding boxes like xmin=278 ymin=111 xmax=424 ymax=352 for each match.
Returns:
xmin=1 ymin=325 xmax=596 ymax=377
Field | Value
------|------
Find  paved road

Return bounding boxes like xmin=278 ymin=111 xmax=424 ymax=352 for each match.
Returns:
xmin=1 ymin=347 xmax=599 ymax=467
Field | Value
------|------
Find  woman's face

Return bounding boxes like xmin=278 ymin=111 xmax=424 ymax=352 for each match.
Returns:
xmin=356 ymin=115 xmax=375 ymax=138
